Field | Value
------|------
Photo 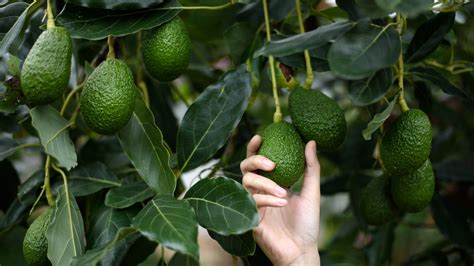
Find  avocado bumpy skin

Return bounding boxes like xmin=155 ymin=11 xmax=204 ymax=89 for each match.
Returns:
xmin=257 ymin=122 xmax=305 ymax=187
xmin=142 ymin=17 xmax=191 ymax=81
xmin=21 ymin=27 xmax=72 ymax=106
xmin=361 ymin=175 xmax=397 ymax=225
xmin=391 ymin=160 xmax=435 ymax=212
xmin=80 ymin=58 xmax=136 ymax=135
xmin=23 ymin=209 xmax=52 ymax=266
xmin=289 ymin=87 xmax=347 ymax=152
xmin=380 ymin=109 xmax=432 ymax=176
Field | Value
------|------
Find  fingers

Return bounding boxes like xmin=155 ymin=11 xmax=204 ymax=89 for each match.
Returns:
xmin=240 ymin=155 xmax=275 ymax=175
xmin=246 ymin=135 xmax=262 ymax=157
xmin=243 ymin=172 xmax=287 ymax=197
xmin=300 ymin=141 xmax=321 ymax=201
xmin=253 ymin=194 xmax=287 ymax=208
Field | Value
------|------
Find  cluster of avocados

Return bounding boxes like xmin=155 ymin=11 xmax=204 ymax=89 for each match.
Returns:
xmin=257 ymin=87 xmax=347 ymax=187
xmin=20 ymin=16 xmax=190 ymax=265
xmin=361 ymin=108 xmax=434 ymax=225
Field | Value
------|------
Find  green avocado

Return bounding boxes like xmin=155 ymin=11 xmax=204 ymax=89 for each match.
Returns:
xmin=21 ymin=27 xmax=72 ymax=106
xmin=23 ymin=209 xmax=52 ymax=266
xmin=361 ymin=175 xmax=397 ymax=225
xmin=391 ymin=160 xmax=435 ymax=212
xmin=142 ymin=17 xmax=191 ymax=81
xmin=257 ymin=122 xmax=305 ymax=187
xmin=80 ymin=58 xmax=136 ymax=135
xmin=380 ymin=109 xmax=432 ymax=176
xmin=289 ymin=87 xmax=346 ymax=152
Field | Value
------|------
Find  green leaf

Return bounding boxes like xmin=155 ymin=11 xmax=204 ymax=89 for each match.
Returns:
xmin=0 ymin=3 xmax=28 ymax=40
xmin=254 ymin=21 xmax=355 ymax=58
xmin=409 ymin=67 xmax=470 ymax=99
xmin=336 ymin=0 xmax=363 ymax=21
xmin=118 ymin=98 xmax=176 ymax=195
xmin=224 ymin=22 xmax=256 ymax=64
xmin=30 ymin=106 xmax=78 ymax=170
xmin=384 ymin=0 xmax=433 ymax=17
xmin=362 ymin=95 xmax=398 ymax=140
xmin=105 ymin=181 xmax=155 ymax=209
xmin=184 ymin=176 xmax=258 ymax=235
xmin=177 ymin=65 xmax=252 ymax=172
xmin=65 ymin=0 xmax=164 ymax=10
xmin=0 ymin=198 xmax=28 ymax=233
xmin=355 ymin=0 xmax=389 ymax=18
xmin=132 ymin=195 xmax=199 ymax=260
xmin=17 ymin=171 xmax=43 ymax=205
xmin=328 ymin=21 xmax=401 ymax=80
xmin=68 ymin=162 xmax=121 ymax=196
xmin=168 ymin=253 xmax=199 ymax=266
xmin=405 ymin=12 xmax=455 ymax=64
xmin=0 ymin=226 xmax=27 ymax=265
xmin=321 ymin=175 xmax=349 ymax=195
xmin=208 ymin=230 xmax=256 ymax=257
xmin=0 ymin=136 xmax=20 ymax=161
xmin=366 ymin=223 xmax=396 ymax=266
xmin=349 ymin=68 xmax=393 ymax=106
xmin=6 ymin=54 xmax=21 ymax=76
xmin=57 ymin=0 xmax=181 ymax=40
xmin=46 ymin=185 xmax=86 ymax=266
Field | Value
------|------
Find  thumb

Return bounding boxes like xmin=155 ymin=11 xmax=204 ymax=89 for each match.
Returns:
xmin=300 ymin=141 xmax=321 ymax=201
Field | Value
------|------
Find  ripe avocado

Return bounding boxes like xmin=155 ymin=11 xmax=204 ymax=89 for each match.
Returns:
xmin=142 ymin=17 xmax=191 ymax=81
xmin=361 ymin=175 xmax=397 ymax=225
xmin=289 ymin=87 xmax=346 ymax=152
xmin=80 ymin=58 xmax=136 ymax=135
xmin=380 ymin=109 xmax=432 ymax=176
xmin=257 ymin=122 xmax=305 ymax=187
xmin=23 ymin=209 xmax=52 ymax=266
xmin=391 ymin=160 xmax=435 ymax=212
xmin=21 ymin=27 xmax=72 ymax=106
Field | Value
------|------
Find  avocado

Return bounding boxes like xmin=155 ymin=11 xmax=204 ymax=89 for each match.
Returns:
xmin=257 ymin=122 xmax=305 ymax=187
xmin=391 ymin=160 xmax=435 ymax=212
xmin=289 ymin=87 xmax=346 ymax=152
xmin=80 ymin=58 xmax=136 ymax=135
xmin=142 ymin=17 xmax=191 ymax=81
xmin=21 ymin=27 xmax=72 ymax=106
xmin=23 ymin=209 xmax=52 ymax=266
xmin=380 ymin=109 xmax=432 ymax=176
xmin=361 ymin=175 xmax=397 ymax=225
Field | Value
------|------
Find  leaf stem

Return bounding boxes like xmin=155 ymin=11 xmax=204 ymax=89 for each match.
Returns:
xmin=46 ymin=0 xmax=55 ymax=29
xmin=51 ymin=163 xmax=69 ymax=197
xmin=166 ymin=2 xmax=234 ymax=10
xmin=107 ymin=35 xmax=115 ymax=59
xmin=60 ymin=85 xmax=83 ymax=116
xmin=398 ymin=54 xmax=409 ymax=112
xmin=295 ymin=0 xmax=313 ymax=90
xmin=44 ymin=156 xmax=55 ymax=206
xmin=263 ymin=0 xmax=282 ymax=123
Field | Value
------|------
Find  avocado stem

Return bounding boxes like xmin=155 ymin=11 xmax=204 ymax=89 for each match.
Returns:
xmin=397 ymin=54 xmax=410 ymax=112
xmin=262 ymin=0 xmax=282 ymax=123
xmin=107 ymin=35 xmax=115 ymax=59
xmin=295 ymin=0 xmax=313 ymax=90
xmin=44 ymin=156 xmax=55 ymax=206
xmin=46 ymin=0 xmax=55 ymax=29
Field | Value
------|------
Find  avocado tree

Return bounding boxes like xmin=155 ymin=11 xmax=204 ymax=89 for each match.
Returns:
xmin=1 ymin=0 xmax=474 ymax=265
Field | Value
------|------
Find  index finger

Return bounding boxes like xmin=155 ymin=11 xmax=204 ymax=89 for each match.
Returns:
xmin=247 ymin=135 xmax=262 ymax=157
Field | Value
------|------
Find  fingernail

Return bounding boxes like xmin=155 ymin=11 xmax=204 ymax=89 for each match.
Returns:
xmin=276 ymin=198 xmax=287 ymax=206
xmin=275 ymin=187 xmax=286 ymax=196
xmin=264 ymin=160 xmax=274 ymax=169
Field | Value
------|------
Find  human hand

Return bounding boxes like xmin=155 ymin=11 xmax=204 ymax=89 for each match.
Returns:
xmin=240 ymin=135 xmax=321 ymax=266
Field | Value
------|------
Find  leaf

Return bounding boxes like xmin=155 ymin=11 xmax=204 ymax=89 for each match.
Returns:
xmin=328 ymin=20 xmax=401 ymax=80
xmin=118 ymin=97 xmax=176 ymax=195
xmin=6 ymin=54 xmax=21 ymax=76
xmin=354 ymin=0 xmax=389 ymax=18
xmin=405 ymin=12 xmax=455 ymax=64
xmin=254 ymin=21 xmax=355 ymax=58
xmin=321 ymin=175 xmax=349 ymax=195
xmin=0 ymin=226 xmax=28 ymax=265
xmin=433 ymin=160 xmax=474 ymax=182
xmin=46 ymin=185 xmax=86 ymax=266
xmin=57 ymin=0 xmax=181 ymax=40
xmin=224 ymin=22 xmax=256 ymax=64
xmin=168 ymin=253 xmax=199 ymax=266
xmin=335 ymin=0 xmax=363 ymax=21
xmin=430 ymin=193 xmax=474 ymax=248
xmin=72 ymin=228 xmax=137 ymax=266
xmin=68 ymin=162 xmax=121 ymax=196
xmin=177 ymin=65 xmax=252 ymax=172
xmin=362 ymin=95 xmax=398 ymax=140
xmin=65 ymin=0 xmax=164 ymax=10
xmin=17 ymin=171 xmax=43 ymax=205
xmin=0 ymin=3 xmax=28 ymax=39
xmin=132 ymin=195 xmax=199 ymax=260
xmin=0 ymin=136 xmax=20 ymax=161
xmin=184 ymin=176 xmax=258 ymax=235
xmin=366 ymin=223 xmax=396 ymax=266
xmin=0 ymin=1 xmax=42 ymax=58
xmin=409 ymin=67 xmax=469 ymax=99
xmin=388 ymin=0 xmax=433 ymax=17
xmin=349 ymin=68 xmax=393 ymax=106
xmin=208 ymin=230 xmax=256 ymax=257
xmin=30 ymin=106 xmax=77 ymax=170
xmin=105 ymin=181 xmax=155 ymax=209
xmin=0 ymin=198 xmax=28 ymax=233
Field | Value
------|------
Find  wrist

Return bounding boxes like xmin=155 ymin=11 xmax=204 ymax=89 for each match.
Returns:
xmin=275 ymin=245 xmax=320 ymax=266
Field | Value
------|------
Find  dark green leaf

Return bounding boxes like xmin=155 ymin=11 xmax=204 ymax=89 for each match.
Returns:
xmin=177 ymin=65 xmax=252 ymax=172
xmin=105 ymin=181 xmax=155 ymax=209
xmin=362 ymin=94 xmax=398 ymax=140
xmin=0 ymin=3 xmax=28 ymax=40
xmin=78 ymin=138 xmax=129 ymax=171
xmin=168 ymin=253 xmax=199 ymax=266
xmin=0 ymin=136 xmax=20 ymax=161
xmin=405 ymin=12 xmax=455 ymax=64
xmin=336 ymin=0 xmax=363 ymax=21
xmin=354 ymin=0 xmax=388 ymax=18
xmin=328 ymin=21 xmax=401 ymax=80
xmin=409 ymin=67 xmax=470 ymax=99
xmin=68 ymin=162 xmax=121 ymax=196
xmin=118 ymin=98 xmax=176 ymax=195
xmin=30 ymin=106 xmax=78 ymax=170
xmin=434 ymin=160 xmax=474 ymax=182
xmin=65 ymin=0 xmax=164 ymax=10
xmin=208 ymin=230 xmax=256 ymax=256
xmin=254 ymin=21 xmax=355 ymax=58
xmin=17 ymin=171 xmax=43 ymax=204
xmin=366 ymin=223 xmax=396 ymax=266
xmin=184 ymin=176 xmax=258 ymax=235
xmin=321 ymin=175 xmax=349 ymax=195
xmin=0 ymin=226 xmax=27 ymax=265
xmin=132 ymin=195 xmax=199 ymax=260
xmin=0 ymin=198 xmax=28 ymax=233
xmin=57 ymin=0 xmax=181 ymax=40
xmin=388 ymin=0 xmax=433 ymax=17
xmin=0 ymin=160 xmax=19 ymax=212
xmin=349 ymin=68 xmax=393 ymax=106
xmin=224 ymin=22 xmax=255 ymax=64
xmin=46 ymin=185 xmax=86 ymax=266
